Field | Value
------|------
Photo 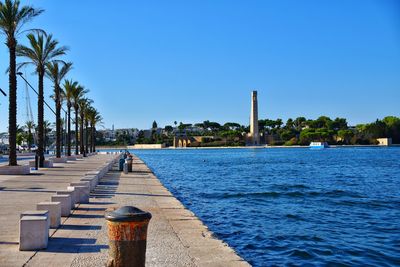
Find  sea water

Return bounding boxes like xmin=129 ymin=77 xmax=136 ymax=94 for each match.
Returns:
xmin=131 ymin=147 xmax=400 ymax=266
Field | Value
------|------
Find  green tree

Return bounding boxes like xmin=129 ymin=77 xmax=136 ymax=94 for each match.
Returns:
xmin=78 ymin=97 xmax=92 ymax=156
xmin=17 ymin=32 xmax=67 ymax=167
xmin=24 ymin=121 xmax=35 ymax=150
xmin=337 ymin=129 xmax=354 ymax=144
xmin=46 ymin=61 xmax=72 ymax=158
xmin=71 ymin=85 xmax=88 ymax=155
xmin=0 ymin=0 xmax=43 ymax=165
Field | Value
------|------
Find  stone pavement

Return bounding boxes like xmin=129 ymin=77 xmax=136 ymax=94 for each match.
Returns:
xmin=0 ymin=155 xmax=250 ymax=267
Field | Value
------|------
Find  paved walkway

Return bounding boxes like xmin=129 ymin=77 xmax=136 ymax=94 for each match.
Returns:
xmin=0 ymin=155 xmax=249 ymax=267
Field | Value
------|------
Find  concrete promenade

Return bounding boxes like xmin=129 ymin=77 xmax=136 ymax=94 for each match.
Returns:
xmin=0 ymin=154 xmax=249 ymax=266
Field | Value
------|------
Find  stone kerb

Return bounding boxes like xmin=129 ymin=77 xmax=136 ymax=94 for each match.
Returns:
xmin=36 ymin=202 xmax=61 ymax=228
xmin=19 ymin=216 xmax=49 ymax=251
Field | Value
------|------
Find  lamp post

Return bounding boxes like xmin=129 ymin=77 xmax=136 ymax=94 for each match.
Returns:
xmin=0 ymin=88 xmax=6 ymax=97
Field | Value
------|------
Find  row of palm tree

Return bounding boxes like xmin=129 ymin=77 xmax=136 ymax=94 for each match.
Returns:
xmin=0 ymin=0 xmax=102 ymax=167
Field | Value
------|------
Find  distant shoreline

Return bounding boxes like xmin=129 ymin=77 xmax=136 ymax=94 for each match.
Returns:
xmin=97 ymin=144 xmax=399 ymax=150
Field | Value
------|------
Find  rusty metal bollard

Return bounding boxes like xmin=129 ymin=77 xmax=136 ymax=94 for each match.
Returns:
xmin=105 ymin=206 xmax=152 ymax=267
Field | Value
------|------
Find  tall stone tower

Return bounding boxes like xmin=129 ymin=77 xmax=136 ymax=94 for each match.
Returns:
xmin=250 ymin=90 xmax=260 ymax=145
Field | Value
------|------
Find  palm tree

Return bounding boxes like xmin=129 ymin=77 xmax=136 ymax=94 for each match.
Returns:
xmin=0 ymin=0 xmax=43 ymax=166
xmin=78 ymin=98 xmax=92 ymax=156
xmin=62 ymin=79 xmax=78 ymax=156
xmin=24 ymin=121 xmax=35 ymax=151
xmin=17 ymin=32 xmax=67 ymax=167
xmin=72 ymin=85 xmax=88 ymax=155
xmin=43 ymin=120 xmax=52 ymax=153
xmin=46 ymin=61 xmax=72 ymax=158
xmin=87 ymin=108 xmax=102 ymax=153
xmin=84 ymin=105 xmax=93 ymax=154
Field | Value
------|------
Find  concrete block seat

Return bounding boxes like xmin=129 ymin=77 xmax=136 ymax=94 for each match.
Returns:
xmin=69 ymin=183 xmax=90 ymax=204
xmin=67 ymin=186 xmax=81 ymax=206
xmin=0 ymin=165 xmax=30 ymax=175
xmin=86 ymin=170 xmax=100 ymax=179
xmin=80 ymin=177 xmax=96 ymax=191
xmin=52 ymin=157 xmax=68 ymax=163
xmin=57 ymin=189 xmax=77 ymax=209
xmin=20 ymin=210 xmax=50 ymax=229
xmin=29 ymin=160 xmax=53 ymax=168
xmin=19 ymin=216 xmax=49 ymax=251
xmin=66 ymin=155 xmax=77 ymax=161
xmin=51 ymin=195 xmax=71 ymax=216
xmin=37 ymin=202 xmax=61 ymax=228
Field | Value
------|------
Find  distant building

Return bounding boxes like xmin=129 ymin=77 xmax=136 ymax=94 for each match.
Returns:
xmin=377 ymin=138 xmax=392 ymax=146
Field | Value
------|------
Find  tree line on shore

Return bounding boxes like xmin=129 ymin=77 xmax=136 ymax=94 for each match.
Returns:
xmin=106 ymin=116 xmax=400 ymax=147
xmin=0 ymin=0 xmax=102 ymax=167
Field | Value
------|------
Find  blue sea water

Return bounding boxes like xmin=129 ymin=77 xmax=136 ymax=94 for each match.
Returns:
xmin=130 ymin=148 xmax=400 ymax=266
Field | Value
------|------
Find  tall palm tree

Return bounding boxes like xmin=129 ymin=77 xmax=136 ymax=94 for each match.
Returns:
xmin=84 ymin=105 xmax=93 ymax=154
xmin=62 ymin=79 xmax=78 ymax=156
xmin=72 ymin=85 xmax=88 ymax=155
xmin=0 ymin=0 xmax=43 ymax=166
xmin=17 ymin=32 xmax=67 ymax=167
xmin=78 ymin=98 xmax=92 ymax=156
xmin=87 ymin=108 xmax=102 ymax=153
xmin=46 ymin=61 xmax=72 ymax=158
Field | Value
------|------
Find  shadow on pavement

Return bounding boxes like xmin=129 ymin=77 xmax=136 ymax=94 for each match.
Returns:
xmin=45 ymin=237 xmax=108 ymax=253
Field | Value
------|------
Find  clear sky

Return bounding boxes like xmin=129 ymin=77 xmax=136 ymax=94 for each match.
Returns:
xmin=0 ymin=0 xmax=399 ymax=131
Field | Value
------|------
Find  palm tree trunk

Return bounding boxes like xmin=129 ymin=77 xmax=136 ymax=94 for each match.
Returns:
xmin=37 ymin=72 xmax=45 ymax=167
xmin=8 ymin=42 xmax=17 ymax=166
xmin=89 ymin=122 xmax=93 ymax=153
xmin=55 ymin=85 xmax=61 ymax=158
xmin=67 ymin=104 xmax=71 ymax=156
xmin=80 ymin=111 xmax=85 ymax=156
xmin=85 ymin=120 xmax=89 ymax=154
xmin=75 ymin=108 xmax=79 ymax=155
xmin=93 ymin=127 xmax=96 ymax=152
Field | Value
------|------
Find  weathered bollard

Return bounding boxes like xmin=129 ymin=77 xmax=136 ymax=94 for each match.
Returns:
xmin=126 ymin=157 xmax=133 ymax=172
xmin=105 ymin=206 xmax=152 ymax=267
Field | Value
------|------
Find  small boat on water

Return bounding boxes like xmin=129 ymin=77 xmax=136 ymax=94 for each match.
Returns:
xmin=309 ymin=142 xmax=329 ymax=149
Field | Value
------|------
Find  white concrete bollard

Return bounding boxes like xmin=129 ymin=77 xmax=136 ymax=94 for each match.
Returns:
xmin=20 ymin=210 xmax=50 ymax=229
xmin=70 ymin=183 xmax=90 ymax=203
xmin=19 ymin=216 xmax=49 ymax=251
xmin=66 ymin=187 xmax=80 ymax=206
xmin=51 ymin=195 xmax=71 ymax=216
xmin=56 ymin=189 xmax=75 ymax=209
xmin=37 ymin=202 xmax=61 ymax=228
xmin=80 ymin=177 xmax=95 ymax=191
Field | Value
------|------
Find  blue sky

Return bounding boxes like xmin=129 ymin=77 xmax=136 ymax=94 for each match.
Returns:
xmin=0 ymin=0 xmax=399 ymax=131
